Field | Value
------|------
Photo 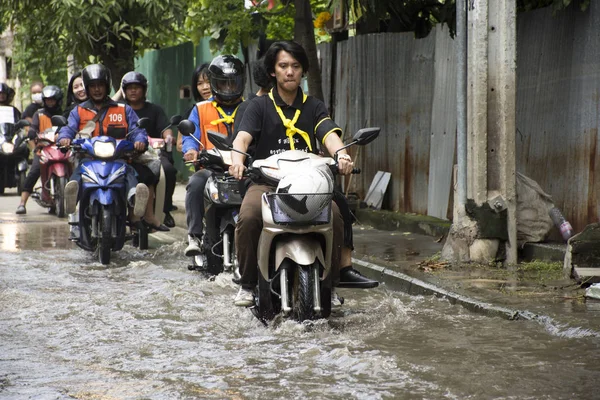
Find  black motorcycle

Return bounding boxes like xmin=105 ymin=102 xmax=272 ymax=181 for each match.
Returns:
xmin=0 ymin=120 xmax=30 ymax=194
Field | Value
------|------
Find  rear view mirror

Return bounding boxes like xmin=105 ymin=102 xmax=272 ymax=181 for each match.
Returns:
xmin=207 ymin=130 xmax=231 ymax=151
xmin=169 ymin=115 xmax=183 ymax=125
xmin=178 ymin=120 xmax=195 ymax=136
xmin=353 ymin=127 xmax=380 ymax=146
xmin=15 ymin=119 xmax=31 ymax=130
xmin=137 ymin=117 xmax=150 ymax=129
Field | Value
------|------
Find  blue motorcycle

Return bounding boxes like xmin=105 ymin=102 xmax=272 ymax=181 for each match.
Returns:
xmin=53 ymin=116 xmax=150 ymax=264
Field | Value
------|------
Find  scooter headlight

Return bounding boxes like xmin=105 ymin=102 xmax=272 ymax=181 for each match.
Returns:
xmin=93 ymin=141 xmax=116 ymax=158
xmin=1 ymin=142 xmax=14 ymax=153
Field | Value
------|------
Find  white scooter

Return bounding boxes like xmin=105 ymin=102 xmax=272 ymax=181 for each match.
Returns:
xmin=207 ymin=127 xmax=380 ymax=323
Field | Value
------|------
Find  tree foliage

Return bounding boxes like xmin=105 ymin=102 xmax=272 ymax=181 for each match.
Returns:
xmin=1 ymin=0 xmax=189 ymax=90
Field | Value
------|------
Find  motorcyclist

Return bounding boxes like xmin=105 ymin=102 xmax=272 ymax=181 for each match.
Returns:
xmin=121 ymin=71 xmax=174 ymax=230
xmin=15 ymin=85 xmax=64 ymax=214
xmin=0 ymin=83 xmax=21 ymax=123
xmin=58 ymin=63 xmax=150 ymax=228
xmin=229 ymin=41 xmax=378 ymax=307
xmin=182 ymin=55 xmax=246 ymax=264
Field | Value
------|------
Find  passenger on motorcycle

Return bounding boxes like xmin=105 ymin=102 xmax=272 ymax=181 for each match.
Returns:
xmin=57 ymin=63 xmax=150 ymax=226
xmin=63 ymin=72 xmax=88 ymax=118
xmin=22 ymin=81 xmax=44 ymax=123
xmin=0 ymin=83 xmax=21 ymax=122
xmin=121 ymin=71 xmax=175 ymax=230
xmin=15 ymin=85 xmax=64 ymax=214
xmin=182 ymin=55 xmax=246 ymax=263
xmin=229 ymin=41 xmax=378 ymax=307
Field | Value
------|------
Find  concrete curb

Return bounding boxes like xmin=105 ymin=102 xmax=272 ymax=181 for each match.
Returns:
xmin=351 ymin=258 xmax=537 ymax=321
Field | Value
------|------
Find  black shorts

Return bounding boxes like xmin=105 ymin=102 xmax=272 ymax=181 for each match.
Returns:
xmin=131 ymin=162 xmax=159 ymax=186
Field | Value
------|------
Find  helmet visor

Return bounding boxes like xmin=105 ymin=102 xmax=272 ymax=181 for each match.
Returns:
xmin=211 ymin=75 xmax=244 ymax=99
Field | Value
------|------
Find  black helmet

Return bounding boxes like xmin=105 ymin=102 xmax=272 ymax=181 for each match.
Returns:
xmin=82 ymin=64 xmax=111 ymax=95
xmin=208 ymin=55 xmax=245 ymax=103
xmin=0 ymin=83 xmax=15 ymax=104
xmin=121 ymin=71 xmax=148 ymax=92
xmin=42 ymin=85 xmax=64 ymax=107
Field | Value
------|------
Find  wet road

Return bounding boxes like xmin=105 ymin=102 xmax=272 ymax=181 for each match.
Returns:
xmin=2 ymin=189 xmax=600 ymax=399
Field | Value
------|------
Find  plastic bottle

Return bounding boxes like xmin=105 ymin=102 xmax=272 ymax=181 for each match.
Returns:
xmin=548 ymin=207 xmax=573 ymax=242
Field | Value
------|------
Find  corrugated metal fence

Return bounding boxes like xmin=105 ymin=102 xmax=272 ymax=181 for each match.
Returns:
xmin=318 ymin=4 xmax=600 ymax=232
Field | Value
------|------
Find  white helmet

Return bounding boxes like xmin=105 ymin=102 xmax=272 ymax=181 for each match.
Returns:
xmin=275 ymin=167 xmax=333 ymax=221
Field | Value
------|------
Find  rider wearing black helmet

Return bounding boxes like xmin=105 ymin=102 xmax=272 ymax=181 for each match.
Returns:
xmin=182 ymin=54 xmax=246 ymax=261
xmin=57 ymin=63 xmax=151 ymax=234
xmin=15 ymin=85 xmax=64 ymax=214
xmin=121 ymin=70 xmax=176 ymax=229
xmin=0 ymin=83 xmax=21 ymax=122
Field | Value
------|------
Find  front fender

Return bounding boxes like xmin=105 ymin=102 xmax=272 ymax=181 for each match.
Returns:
xmin=89 ymin=188 xmax=122 ymax=208
xmin=274 ymin=236 xmax=325 ymax=270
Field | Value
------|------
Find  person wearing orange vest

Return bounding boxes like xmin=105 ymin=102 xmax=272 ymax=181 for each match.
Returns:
xmin=58 ymin=64 xmax=150 ymax=232
xmin=182 ymin=55 xmax=246 ymax=261
xmin=15 ymin=85 xmax=63 ymax=214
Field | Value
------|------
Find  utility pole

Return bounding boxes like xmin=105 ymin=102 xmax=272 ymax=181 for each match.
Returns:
xmin=443 ymin=0 xmax=517 ymax=265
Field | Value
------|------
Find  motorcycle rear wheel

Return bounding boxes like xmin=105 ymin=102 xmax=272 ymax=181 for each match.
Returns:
xmin=54 ymin=176 xmax=67 ymax=218
xmin=99 ymin=205 xmax=113 ymax=265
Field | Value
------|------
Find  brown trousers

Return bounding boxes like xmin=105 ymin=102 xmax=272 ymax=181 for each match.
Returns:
xmin=236 ymin=183 xmax=343 ymax=289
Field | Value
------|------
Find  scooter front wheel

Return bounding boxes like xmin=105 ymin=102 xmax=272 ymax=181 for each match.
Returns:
xmin=293 ymin=264 xmax=315 ymax=322
xmin=98 ymin=205 xmax=113 ymax=265
xmin=54 ymin=176 xmax=67 ymax=218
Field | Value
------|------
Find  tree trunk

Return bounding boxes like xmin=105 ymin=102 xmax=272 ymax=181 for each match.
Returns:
xmin=294 ymin=0 xmax=324 ymax=101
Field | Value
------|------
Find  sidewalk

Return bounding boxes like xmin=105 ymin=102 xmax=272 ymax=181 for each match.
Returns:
xmin=163 ymin=183 xmax=592 ymax=330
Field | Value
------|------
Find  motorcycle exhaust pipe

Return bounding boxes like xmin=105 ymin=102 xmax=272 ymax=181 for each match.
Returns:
xmin=313 ymin=266 xmax=322 ymax=313
xmin=280 ymin=268 xmax=291 ymax=315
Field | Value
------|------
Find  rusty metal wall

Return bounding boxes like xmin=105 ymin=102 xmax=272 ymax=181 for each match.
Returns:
xmin=319 ymin=4 xmax=600 ymax=232
xmin=515 ymin=4 xmax=600 ymax=232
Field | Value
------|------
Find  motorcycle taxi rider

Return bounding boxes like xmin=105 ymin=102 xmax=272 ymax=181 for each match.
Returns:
xmin=229 ymin=40 xmax=378 ymax=307
xmin=16 ymin=85 xmax=64 ymax=214
xmin=58 ymin=63 xmax=151 ymax=232
xmin=182 ymin=54 xmax=246 ymax=265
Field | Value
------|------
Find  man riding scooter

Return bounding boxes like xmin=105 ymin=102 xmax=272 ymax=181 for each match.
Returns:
xmin=58 ymin=63 xmax=151 ymax=232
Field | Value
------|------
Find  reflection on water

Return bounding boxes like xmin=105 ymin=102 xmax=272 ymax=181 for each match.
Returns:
xmin=0 ymin=222 xmax=73 ymax=251
xmin=1 ymin=242 xmax=600 ymax=399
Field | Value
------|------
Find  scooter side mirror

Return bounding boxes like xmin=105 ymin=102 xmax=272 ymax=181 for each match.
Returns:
xmin=15 ymin=119 xmax=31 ymax=130
xmin=353 ymin=127 xmax=381 ymax=146
xmin=207 ymin=130 xmax=231 ymax=151
xmin=137 ymin=117 xmax=150 ymax=129
xmin=169 ymin=115 xmax=183 ymax=126
xmin=178 ymin=120 xmax=196 ymax=136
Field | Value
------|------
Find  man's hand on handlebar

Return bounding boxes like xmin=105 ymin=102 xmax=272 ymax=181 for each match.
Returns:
xmin=59 ymin=138 xmax=71 ymax=147
xmin=229 ymin=163 xmax=246 ymax=180
xmin=184 ymin=149 xmax=198 ymax=162
xmin=134 ymin=141 xmax=146 ymax=152
xmin=337 ymin=156 xmax=354 ymax=176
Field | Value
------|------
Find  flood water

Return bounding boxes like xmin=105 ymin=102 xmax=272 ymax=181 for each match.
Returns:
xmin=1 ymin=222 xmax=600 ymax=399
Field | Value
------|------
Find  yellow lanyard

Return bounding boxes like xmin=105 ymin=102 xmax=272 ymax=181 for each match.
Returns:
xmin=268 ymin=89 xmax=311 ymax=151
xmin=210 ymin=101 xmax=239 ymax=126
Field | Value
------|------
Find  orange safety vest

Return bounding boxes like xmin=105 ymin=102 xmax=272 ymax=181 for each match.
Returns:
xmin=195 ymin=101 xmax=234 ymax=150
xmin=38 ymin=111 xmax=53 ymax=132
xmin=77 ymin=103 xmax=128 ymax=138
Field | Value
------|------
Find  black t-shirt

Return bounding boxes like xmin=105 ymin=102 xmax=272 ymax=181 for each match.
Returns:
xmin=130 ymin=101 xmax=170 ymax=139
xmin=22 ymin=103 xmax=42 ymax=119
xmin=238 ymin=87 xmax=341 ymax=160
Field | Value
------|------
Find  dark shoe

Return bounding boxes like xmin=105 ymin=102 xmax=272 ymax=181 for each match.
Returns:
xmin=338 ymin=267 xmax=379 ymax=289
xmin=143 ymin=220 xmax=170 ymax=232
xmin=169 ymin=205 xmax=178 ymax=211
xmin=15 ymin=205 xmax=26 ymax=215
xmin=163 ymin=212 xmax=175 ymax=228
